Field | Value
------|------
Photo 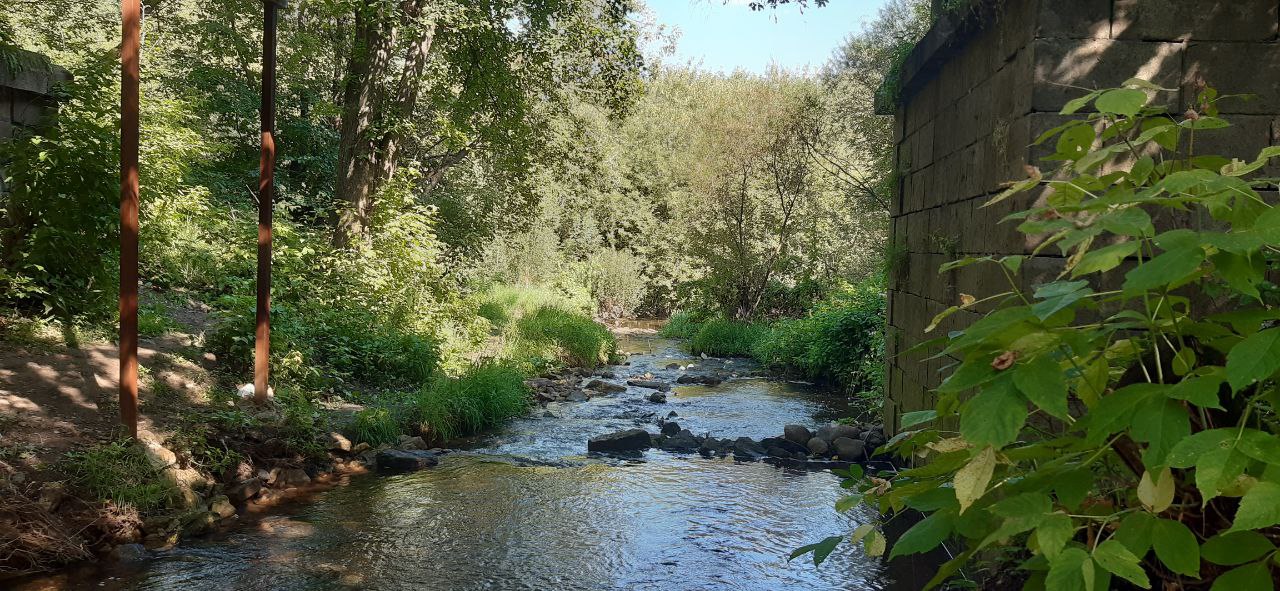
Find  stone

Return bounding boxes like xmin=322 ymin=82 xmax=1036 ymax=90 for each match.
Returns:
xmin=831 ymin=423 xmax=861 ymax=441
xmin=647 ymin=392 xmax=667 ymax=403
xmin=627 ymin=379 xmax=671 ymax=392
xmin=567 ymin=391 xmax=589 ymax=402
xmin=224 ymin=462 xmax=255 ymax=483
xmin=807 ymin=437 xmax=830 ymax=456
xmin=37 ymin=482 xmax=64 ymax=512
xmin=236 ymin=383 xmax=274 ymax=400
xmin=225 ymin=478 xmax=262 ymax=504
xmin=675 ymin=374 xmax=723 ymax=386
xmin=665 ymin=362 xmax=682 ymax=370
xmin=587 ymin=429 xmax=652 ymax=453
xmin=398 ymin=435 xmax=427 ymax=450
xmin=660 ymin=421 xmax=681 ymax=436
xmin=659 ymin=431 xmax=702 ymax=453
xmin=182 ymin=512 xmax=218 ymax=536
xmin=783 ymin=425 xmax=812 ymax=447
xmin=109 ymin=543 xmax=149 ymax=563
xmin=595 ymin=370 xmax=617 ymax=379
xmin=585 ymin=379 xmax=627 ymax=393
xmin=376 ymin=449 xmax=440 ymax=473
xmin=666 ymin=411 xmax=679 ymax=418
xmin=832 ymin=437 xmax=866 ymax=461
xmin=276 ymin=468 xmax=311 ymax=488
xmin=732 ymin=437 xmax=767 ymax=461
xmin=326 ymin=432 xmax=352 ymax=453
xmin=759 ymin=437 xmax=808 ymax=456
xmin=351 ymin=442 xmax=371 ymax=454
xmin=209 ymin=495 xmax=236 ymax=519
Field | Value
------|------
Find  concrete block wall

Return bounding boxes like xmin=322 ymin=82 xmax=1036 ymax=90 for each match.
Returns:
xmin=884 ymin=0 xmax=1280 ymax=432
xmin=0 ymin=50 xmax=67 ymax=193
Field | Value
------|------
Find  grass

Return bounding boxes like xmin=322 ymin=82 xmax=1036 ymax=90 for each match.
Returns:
xmin=138 ymin=302 xmax=180 ymax=337
xmin=688 ymin=319 xmax=768 ymax=357
xmin=61 ymin=440 xmax=175 ymax=513
xmin=350 ymin=406 xmax=403 ymax=447
xmin=659 ymin=311 xmax=703 ymax=339
xmin=411 ymin=361 xmax=530 ymax=442
xmin=512 ymin=306 xmax=616 ymax=368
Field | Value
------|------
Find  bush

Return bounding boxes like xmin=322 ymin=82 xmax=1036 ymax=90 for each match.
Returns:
xmin=659 ymin=311 xmax=705 ymax=339
xmin=751 ymin=278 xmax=885 ymax=396
xmin=585 ymin=248 xmax=646 ymax=318
xmin=411 ymin=361 xmax=529 ymax=442
xmin=349 ymin=406 xmax=402 ymax=447
xmin=61 ymin=440 xmax=174 ymax=513
xmin=688 ymin=319 xmax=767 ymax=357
xmin=513 ymin=306 xmax=616 ymax=368
xmin=800 ymin=83 xmax=1280 ymax=588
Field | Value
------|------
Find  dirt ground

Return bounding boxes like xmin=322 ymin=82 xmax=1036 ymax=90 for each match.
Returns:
xmin=0 ymin=302 xmax=216 ymax=483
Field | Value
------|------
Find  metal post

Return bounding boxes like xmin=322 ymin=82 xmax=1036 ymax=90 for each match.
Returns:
xmin=254 ymin=0 xmax=279 ymax=404
xmin=120 ymin=0 xmax=141 ymax=438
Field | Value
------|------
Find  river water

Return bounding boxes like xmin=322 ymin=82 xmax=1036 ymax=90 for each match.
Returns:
xmin=19 ymin=326 xmax=898 ymax=590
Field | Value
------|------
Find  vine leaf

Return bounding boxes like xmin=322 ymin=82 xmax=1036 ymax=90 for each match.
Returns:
xmin=1151 ymin=518 xmax=1200 ymax=577
xmin=1229 ymin=481 xmax=1280 ymax=533
xmin=1208 ymin=561 xmax=1273 ymax=591
xmin=1201 ymin=531 xmax=1275 ymax=567
xmin=1092 ymin=539 xmax=1149 ymax=588
xmin=954 ymin=446 xmax=996 ymax=514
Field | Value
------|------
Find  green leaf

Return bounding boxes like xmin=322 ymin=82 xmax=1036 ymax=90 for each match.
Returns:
xmin=863 ymin=529 xmax=886 ymax=557
xmin=1114 ymin=511 xmax=1156 ymax=557
xmin=1013 ymin=356 xmax=1069 ymax=419
xmin=790 ymin=535 xmax=842 ymax=565
xmin=900 ymin=410 xmax=937 ymax=429
xmin=835 ymin=494 xmax=864 ymax=513
xmin=960 ymin=378 xmax=1028 ymax=448
xmin=1130 ymin=398 xmax=1190 ymax=468
xmin=1168 ymin=428 xmax=1236 ymax=468
xmin=1095 ymin=88 xmax=1147 ymax=117
xmin=1053 ymin=123 xmax=1096 ymax=161
xmin=1231 ymin=481 xmax=1280 ymax=533
xmin=1209 ymin=561 xmax=1274 ymax=591
xmin=1035 ymin=513 xmax=1075 ymax=560
xmin=1092 ymin=540 xmax=1149 ymax=588
xmin=1122 ymin=246 xmax=1204 ymax=294
xmin=954 ymin=446 xmax=997 ymax=514
xmin=1212 ymin=251 xmax=1265 ymax=301
xmin=1202 ymin=531 xmax=1275 ymax=566
xmin=1152 ymin=519 xmax=1200 ymax=577
xmin=888 ymin=510 xmax=956 ymax=559
xmin=1195 ymin=448 xmax=1249 ymax=502
xmin=1227 ymin=328 xmax=1280 ymax=391
xmin=1045 ymin=547 xmax=1091 ymax=591
xmin=1071 ymin=241 xmax=1137 ymax=277
xmin=1168 ymin=373 xmax=1226 ymax=410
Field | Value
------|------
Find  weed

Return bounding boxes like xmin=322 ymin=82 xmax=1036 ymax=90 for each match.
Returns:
xmin=61 ymin=440 xmax=174 ymax=513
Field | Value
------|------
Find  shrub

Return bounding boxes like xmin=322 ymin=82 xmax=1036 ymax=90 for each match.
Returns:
xmin=585 ymin=248 xmax=646 ymax=318
xmin=61 ymin=440 xmax=174 ymax=513
xmin=411 ymin=361 xmax=529 ymax=442
xmin=659 ymin=311 xmax=705 ymax=339
xmin=688 ymin=319 xmax=767 ymax=357
xmin=799 ymin=82 xmax=1280 ymax=588
xmin=349 ymin=407 xmax=402 ymax=447
xmin=513 ymin=306 xmax=616 ymax=368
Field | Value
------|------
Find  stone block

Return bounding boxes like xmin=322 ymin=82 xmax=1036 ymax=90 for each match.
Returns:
xmin=1031 ymin=39 xmax=1184 ymax=113
xmin=1184 ymin=42 xmax=1280 ymax=115
xmin=1036 ymin=0 xmax=1113 ymax=40
xmin=10 ymin=93 xmax=49 ymax=127
xmin=1113 ymin=0 xmax=1278 ymax=42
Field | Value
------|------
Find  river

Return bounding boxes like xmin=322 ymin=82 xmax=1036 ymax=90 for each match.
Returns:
xmin=17 ymin=324 xmax=900 ymax=590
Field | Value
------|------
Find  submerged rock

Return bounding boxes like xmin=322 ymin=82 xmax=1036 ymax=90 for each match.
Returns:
xmin=109 ymin=543 xmax=149 ymax=563
xmin=627 ymin=379 xmax=671 ymax=392
xmin=376 ymin=449 xmax=440 ymax=473
xmin=588 ymin=429 xmax=652 ymax=453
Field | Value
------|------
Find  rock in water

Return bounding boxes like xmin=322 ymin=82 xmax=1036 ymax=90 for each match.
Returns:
xmin=588 ymin=429 xmax=652 ymax=452
xmin=627 ymin=379 xmax=672 ymax=392
xmin=675 ymin=374 xmax=724 ymax=386
xmin=648 ymin=392 xmax=668 ymax=403
xmin=660 ymin=421 xmax=681 ymax=436
xmin=585 ymin=379 xmax=627 ymax=394
xmin=783 ymin=425 xmax=812 ymax=447
xmin=807 ymin=437 xmax=830 ymax=456
xmin=732 ymin=437 xmax=767 ymax=461
xmin=110 ymin=543 xmax=149 ymax=563
xmin=209 ymin=495 xmax=236 ymax=519
xmin=376 ymin=449 xmax=440 ymax=473
xmin=832 ymin=437 xmax=866 ymax=461
xmin=659 ymin=431 xmax=701 ymax=453
xmin=759 ymin=437 xmax=807 ymax=456
xmin=326 ymin=432 xmax=353 ymax=452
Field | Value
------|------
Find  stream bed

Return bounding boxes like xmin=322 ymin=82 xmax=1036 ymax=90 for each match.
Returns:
xmin=19 ymin=326 xmax=900 ymax=590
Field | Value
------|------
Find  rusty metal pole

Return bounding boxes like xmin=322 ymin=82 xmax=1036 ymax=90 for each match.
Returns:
xmin=119 ymin=0 xmax=141 ymax=438
xmin=253 ymin=0 xmax=279 ymax=404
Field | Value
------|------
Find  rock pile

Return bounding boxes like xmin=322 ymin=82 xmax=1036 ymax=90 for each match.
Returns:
xmin=585 ymin=420 xmax=888 ymax=468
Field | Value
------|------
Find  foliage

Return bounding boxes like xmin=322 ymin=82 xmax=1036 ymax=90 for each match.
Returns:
xmin=411 ymin=361 xmax=530 ymax=442
xmin=688 ymin=319 xmax=768 ymax=358
xmin=0 ymin=50 xmax=119 ymax=322
xmin=800 ymin=82 xmax=1280 ymax=588
xmin=61 ymin=440 xmax=174 ymax=513
xmin=512 ymin=306 xmax=617 ymax=369
xmin=752 ymin=278 xmax=886 ymax=396
xmin=349 ymin=407 xmax=403 ymax=448
xmin=659 ymin=311 xmax=708 ymax=339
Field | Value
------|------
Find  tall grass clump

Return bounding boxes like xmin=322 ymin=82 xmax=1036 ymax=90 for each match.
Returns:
xmin=349 ymin=406 xmax=403 ymax=447
xmin=688 ymin=319 xmax=768 ymax=357
xmin=659 ymin=311 xmax=704 ymax=339
xmin=61 ymin=440 xmax=175 ymax=512
xmin=412 ymin=361 xmax=530 ymax=442
xmin=512 ymin=306 xmax=616 ymax=368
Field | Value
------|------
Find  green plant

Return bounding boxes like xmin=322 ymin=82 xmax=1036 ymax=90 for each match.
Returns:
xmin=349 ymin=406 xmax=402 ymax=447
xmin=138 ymin=303 xmax=179 ymax=337
xmin=411 ymin=361 xmax=529 ymax=442
xmin=688 ymin=319 xmax=767 ymax=357
xmin=659 ymin=311 xmax=706 ymax=339
xmin=512 ymin=306 xmax=616 ymax=368
xmin=796 ymin=81 xmax=1280 ymax=589
xmin=61 ymin=440 xmax=174 ymax=513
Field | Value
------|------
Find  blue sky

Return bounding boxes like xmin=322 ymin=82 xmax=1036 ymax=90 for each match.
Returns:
xmin=644 ymin=0 xmax=889 ymax=74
